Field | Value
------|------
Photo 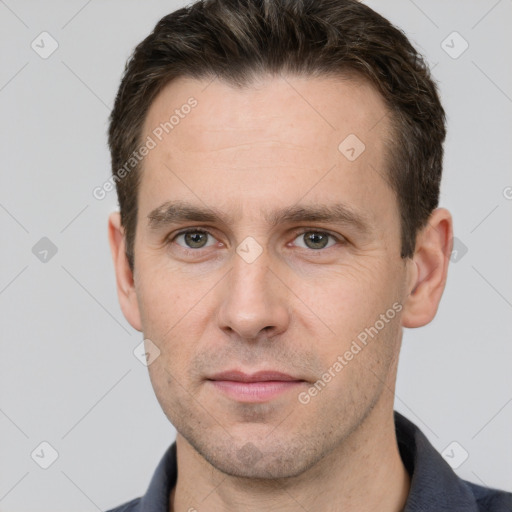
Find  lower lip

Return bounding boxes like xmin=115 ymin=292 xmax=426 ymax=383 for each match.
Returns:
xmin=209 ymin=380 xmax=304 ymax=402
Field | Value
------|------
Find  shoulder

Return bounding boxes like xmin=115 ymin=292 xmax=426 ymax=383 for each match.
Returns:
xmin=465 ymin=481 xmax=512 ymax=512
xmin=104 ymin=497 xmax=142 ymax=512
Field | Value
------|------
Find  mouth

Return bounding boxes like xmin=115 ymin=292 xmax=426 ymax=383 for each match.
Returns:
xmin=206 ymin=370 xmax=307 ymax=403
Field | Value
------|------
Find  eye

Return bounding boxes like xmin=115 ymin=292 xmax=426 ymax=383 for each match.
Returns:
xmin=173 ymin=229 xmax=217 ymax=249
xmin=292 ymin=231 xmax=339 ymax=250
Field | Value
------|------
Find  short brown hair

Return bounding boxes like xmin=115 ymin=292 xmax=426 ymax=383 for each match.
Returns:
xmin=108 ymin=0 xmax=446 ymax=270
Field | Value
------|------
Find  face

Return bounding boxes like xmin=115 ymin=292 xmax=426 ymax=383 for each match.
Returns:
xmin=129 ymin=75 xmax=414 ymax=478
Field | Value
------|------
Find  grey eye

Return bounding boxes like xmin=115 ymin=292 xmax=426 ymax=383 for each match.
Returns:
xmin=294 ymin=231 xmax=335 ymax=250
xmin=175 ymin=230 xmax=216 ymax=249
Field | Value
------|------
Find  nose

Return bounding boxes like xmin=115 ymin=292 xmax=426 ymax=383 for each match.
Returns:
xmin=216 ymin=251 xmax=290 ymax=341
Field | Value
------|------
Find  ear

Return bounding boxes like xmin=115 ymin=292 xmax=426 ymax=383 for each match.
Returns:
xmin=401 ymin=208 xmax=453 ymax=328
xmin=108 ymin=212 xmax=142 ymax=332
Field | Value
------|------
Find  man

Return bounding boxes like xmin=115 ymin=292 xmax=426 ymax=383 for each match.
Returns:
xmin=105 ymin=0 xmax=512 ymax=511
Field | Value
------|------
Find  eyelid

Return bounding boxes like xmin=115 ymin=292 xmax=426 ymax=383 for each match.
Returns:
xmin=169 ymin=228 xmax=219 ymax=248
xmin=290 ymin=228 xmax=346 ymax=246
xmin=168 ymin=227 xmax=214 ymax=239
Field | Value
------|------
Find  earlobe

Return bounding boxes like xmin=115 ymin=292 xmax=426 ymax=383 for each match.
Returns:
xmin=108 ymin=212 xmax=142 ymax=332
xmin=401 ymin=208 xmax=453 ymax=328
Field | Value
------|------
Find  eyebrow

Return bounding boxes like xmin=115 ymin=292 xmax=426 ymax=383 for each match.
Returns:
xmin=147 ymin=200 xmax=372 ymax=234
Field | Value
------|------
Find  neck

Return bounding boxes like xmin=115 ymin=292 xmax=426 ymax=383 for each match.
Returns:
xmin=170 ymin=404 xmax=410 ymax=512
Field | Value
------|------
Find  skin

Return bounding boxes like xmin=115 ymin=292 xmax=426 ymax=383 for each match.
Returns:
xmin=109 ymin=75 xmax=453 ymax=512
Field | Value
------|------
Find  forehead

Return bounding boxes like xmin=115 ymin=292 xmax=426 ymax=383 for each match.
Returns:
xmin=138 ymin=74 xmax=397 ymax=231
xmin=143 ymin=73 xmax=390 ymax=155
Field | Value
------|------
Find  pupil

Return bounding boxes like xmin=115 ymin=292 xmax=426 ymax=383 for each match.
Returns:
xmin=186 ymin=232 xmax=206 ymax=248
xmin=305 ymin=232 xmax=328 ymax=249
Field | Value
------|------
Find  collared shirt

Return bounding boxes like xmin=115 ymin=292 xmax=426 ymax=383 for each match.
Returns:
xmin=106 ymin=412 xmax=512 ymax=511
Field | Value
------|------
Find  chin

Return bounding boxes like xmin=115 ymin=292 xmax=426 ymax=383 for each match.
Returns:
xmin=182 ymin=425 xmax=324 ymax=480
xmin=204 ymin=448 xmax=312 ymax=480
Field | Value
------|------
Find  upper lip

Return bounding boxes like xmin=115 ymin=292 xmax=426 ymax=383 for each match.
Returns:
xmin=208 ymin=370 xmax=303 ymax=382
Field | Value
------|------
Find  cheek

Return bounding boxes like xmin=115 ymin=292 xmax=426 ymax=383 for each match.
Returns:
xmin=298 ymin=260 xmax=392 ymax=336
xmin=135 ymin=272 xmax=200 ymax=371
xmin=135 ymin=262 xmax=190 ymax=331
xmin=294 ymin=259 xmax=405 ymax=395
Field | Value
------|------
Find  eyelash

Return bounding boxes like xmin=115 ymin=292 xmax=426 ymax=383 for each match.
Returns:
xmin=169 ymin=228 xmax=345 ymax=251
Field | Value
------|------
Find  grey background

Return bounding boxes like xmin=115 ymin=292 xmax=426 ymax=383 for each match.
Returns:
xmin=0 ymin=0 xmax=511 ymax=510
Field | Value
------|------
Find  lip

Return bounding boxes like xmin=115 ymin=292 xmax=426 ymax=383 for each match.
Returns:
xmin=207 ymin=370 xmax=306 ymax=403
xmin=208 ymin=370 xmax=300 ymax=382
